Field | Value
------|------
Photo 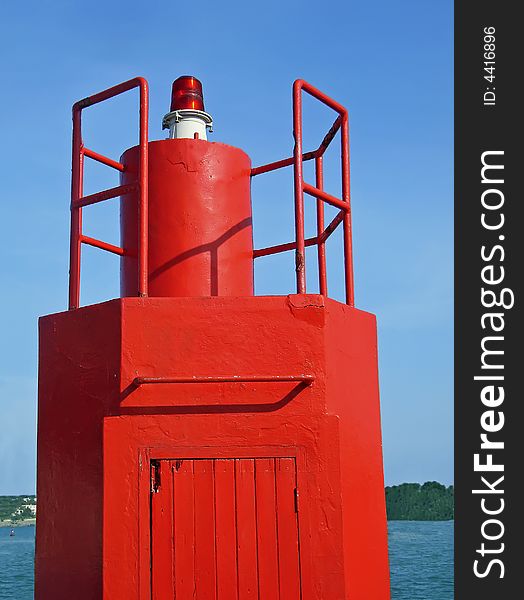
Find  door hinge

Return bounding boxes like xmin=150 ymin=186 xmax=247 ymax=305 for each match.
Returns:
xmin=151 ymin=460 xmax=161 ymax=493
xmin=294 ymin=487 xmax=299 ymax=513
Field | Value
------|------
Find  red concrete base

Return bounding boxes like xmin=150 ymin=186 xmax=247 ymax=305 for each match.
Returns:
xmin=36 ymin=295 xmax=390 ymax=599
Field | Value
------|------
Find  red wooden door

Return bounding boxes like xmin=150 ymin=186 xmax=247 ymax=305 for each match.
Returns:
xmin=150 ymin=457 xmax=302 ymax=599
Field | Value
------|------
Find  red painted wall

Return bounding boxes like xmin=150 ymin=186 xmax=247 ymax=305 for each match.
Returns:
xmin=36 ymin=295 xmax=390 ymax=599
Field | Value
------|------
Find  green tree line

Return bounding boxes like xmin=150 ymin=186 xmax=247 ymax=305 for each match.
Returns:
xmin=386 ymin=482 xmax=454 ymax=520
xmin=2 ymin=483 xmax=454 ymax=522
xmin=0 ymin=495 xmax=36 ymax=522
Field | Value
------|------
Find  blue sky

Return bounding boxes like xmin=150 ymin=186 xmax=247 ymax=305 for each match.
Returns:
xmin=0 ymin=0 xmax=453 ymax=494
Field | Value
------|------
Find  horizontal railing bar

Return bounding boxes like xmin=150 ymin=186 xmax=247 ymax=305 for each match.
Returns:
xmin=297 ymin=79 xmax=347 ymax=116
xmin=318 ymin=209 xmax=345 ymax=244
xmin=73 ymin=183 xmax=137 ymax=209
xmin=253 ymin=210 xmax=345 ymax=260
xmin=251 ymin=150 xmax=317 ymax=177
xmin=73 ymin=76 xmax=148 ymax=111
xmin=303 ymin=183 xmax=349 ymax=212
xmin=83 ymin=147 xmax=125 ymax=172
xmin=133 ymin=375 xmax=315 ymax=386
xmin=252 ymin=117 xmax=342 ymax=177
xmin=81 ymin=235 xmax=125 ymax=256
xmin=253 ymin=235 xmax=318 ymax=259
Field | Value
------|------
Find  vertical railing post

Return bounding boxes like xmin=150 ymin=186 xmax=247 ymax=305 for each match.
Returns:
xmin=138 ymin=79 xmax=149 ymax=298
xmin=341 ymin=113 xmax=354 ymax=306
xmin=67 ymin=77 xmax=149 ymax=309
xmin=293 ymin=81 xmax=306 ymax=294
xmin=315 ymin=155 xmax=328 ymax=296
xmin=69 ymin=107 xmax=84 ymax=310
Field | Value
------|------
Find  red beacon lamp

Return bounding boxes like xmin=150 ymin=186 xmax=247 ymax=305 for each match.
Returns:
xmin=35 ymin=75 xmax=391 ymax=600
xmin=163 ymin=76 xmax=213 ymax=140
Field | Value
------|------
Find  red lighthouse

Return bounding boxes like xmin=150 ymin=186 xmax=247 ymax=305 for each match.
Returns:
xmin=35 ymin=76 xmax=391 ymax=599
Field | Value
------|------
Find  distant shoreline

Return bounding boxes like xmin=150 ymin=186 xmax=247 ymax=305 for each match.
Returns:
xmin=388 ymin=518 xmax=454 ymax=522
xmin=2 ymin=483 xmax=454 ymax=525
xmin=1 ymin=517 xmax=454 ymax=528
xmin=0 ymin=519 xmax=36 ymax=528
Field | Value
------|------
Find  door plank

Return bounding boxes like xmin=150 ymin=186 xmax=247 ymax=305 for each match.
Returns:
xmin=214 ymin=459 xmax=238 ymax=599
xmin=275 ymin=457 xmax=301 ymax=600
xmin=235 ymin=459 xmax=258 ymax=599
xmin=172 ymin=459 xmax=196 ymax=598
xmin=255 ymin=458 xmax=280 ymax=598
xmin=194 ymin=459 xmax=217 ymax=600
xmin=151 ymin=460 xmax=174 ymax=599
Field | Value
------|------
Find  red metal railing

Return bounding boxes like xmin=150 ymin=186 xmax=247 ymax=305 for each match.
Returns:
xmin=68 ymin=77 xmax=149 ymax=309
xmin=133 ymin=374 xmax=315 ymax=387
xmin=252 ymin=79 xmax=354 ymax=306
xmin=68 ymin=77 xmax=353 ymax=308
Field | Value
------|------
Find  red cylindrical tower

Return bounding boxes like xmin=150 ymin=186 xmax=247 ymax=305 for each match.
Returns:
xmin=120 ymin=140 xmax=253 ymax=298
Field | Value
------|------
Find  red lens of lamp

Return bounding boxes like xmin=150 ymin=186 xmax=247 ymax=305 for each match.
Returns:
xmin=170 ymin=76 xmax=205 ymax=111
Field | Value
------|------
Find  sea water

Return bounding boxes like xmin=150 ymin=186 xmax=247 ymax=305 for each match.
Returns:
xmin=388 ymin=521 xmax=454 ymax=600
xmin=0 ymin=526 xmax=35 ymax=599
xmin=0 ymin=521 xmax=453 ymax=599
